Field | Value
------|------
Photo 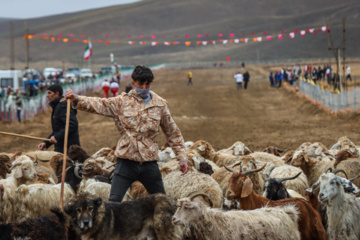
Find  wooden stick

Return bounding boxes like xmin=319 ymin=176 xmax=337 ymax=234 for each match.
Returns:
xmin=60 ymin=99 xmax=71 ymax=211
xmin=0 ymin=131 xmax=51 ymax=141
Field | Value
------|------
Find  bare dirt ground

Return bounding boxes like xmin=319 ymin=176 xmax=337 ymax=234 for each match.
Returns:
xmin=1 ymin=65 xmax=360 ymax=155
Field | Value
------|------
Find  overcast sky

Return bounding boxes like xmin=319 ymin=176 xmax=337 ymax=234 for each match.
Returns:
xmin=0 ymin=0 xmax=140 ymax=19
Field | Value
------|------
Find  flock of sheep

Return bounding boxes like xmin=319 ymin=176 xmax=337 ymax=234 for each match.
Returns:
xmin=0 ymin=136 xmax=359 ymax=239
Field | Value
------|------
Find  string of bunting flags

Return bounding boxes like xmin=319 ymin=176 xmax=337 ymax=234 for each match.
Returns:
xmin=24 ymin=25 xmax=329 ymax=47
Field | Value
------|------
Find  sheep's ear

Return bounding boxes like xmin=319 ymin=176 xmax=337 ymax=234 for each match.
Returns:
xmin=303 ymin=154 xmax=310 ymax=162
xmin=198 ymin=145 xmax=206 ymax=152
xmin=241 ymin=178 xmax=253 ymax=198
xmin=315 ymin=147 xmax=323 ymax=156
xmin=13 ymin=167 xmax=23 ymax=179
xmin=94 ymin=197 xmax=102 ymax=207
xmin=49 ymin=177 xmax=56 ymax=185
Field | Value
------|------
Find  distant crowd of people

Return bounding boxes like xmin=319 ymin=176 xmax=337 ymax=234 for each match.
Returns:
xmin=268 ymin=64 xmax=352 ymax=90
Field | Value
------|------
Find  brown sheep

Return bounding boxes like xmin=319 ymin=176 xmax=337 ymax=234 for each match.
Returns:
xmin=226 ymin=164 xmax=327 ymax=240
xmin=0 ymin=155 xmax=12 ymax=179
xmin=68 ymin=144 xmax=90 ymax=163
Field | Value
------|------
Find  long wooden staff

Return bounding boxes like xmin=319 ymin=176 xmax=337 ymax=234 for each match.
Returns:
xmin=60 ymin=99 xmax=71 ymax=211
xmin=0 ymin=131 xmax=50 ymax=141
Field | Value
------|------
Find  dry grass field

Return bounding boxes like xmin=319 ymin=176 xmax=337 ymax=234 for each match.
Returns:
xmin=1 ymin=64 xmax=360 ymax=155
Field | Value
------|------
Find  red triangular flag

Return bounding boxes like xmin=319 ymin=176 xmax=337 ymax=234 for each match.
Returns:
xmin=226 ymin=56 xmax=231 ymax=62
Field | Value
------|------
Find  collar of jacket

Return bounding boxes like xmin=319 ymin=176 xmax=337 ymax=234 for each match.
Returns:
xmin=127 ymin=89 xmax=166 ymax=108
xmin=49 ymin=96 xmax=62 ymax=109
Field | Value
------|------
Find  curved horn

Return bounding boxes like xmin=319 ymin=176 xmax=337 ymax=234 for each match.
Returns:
xmin=349 ymin=174 xmax=360 ymax=182
xmin=276 ymin=172 xmax=302 ymax=183
xmin=189 ymin=193 xmax=213 ymax=208
xmin=224 ymin=165 xmax=238 ymax=174
xmin=242 ymin=163 xmax=267 ymax=176
xmin=332 ymin=169 xmax=348 ymax=179
xmin=324 ymin=167 xmax=333 ymax=174
xmin=9 ymin=162 xmax=22 ymax=171
xmin=231 ymin=161 xmax=241 ymax=168
xmin=4 ymin=163 xmax=12 ymax=173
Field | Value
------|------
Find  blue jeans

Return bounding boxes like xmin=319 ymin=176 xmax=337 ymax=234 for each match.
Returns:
xmin=17 ymin=110 xmax=21 ymax=123
xmin=109 ymin=158 xmax=165 ymax=202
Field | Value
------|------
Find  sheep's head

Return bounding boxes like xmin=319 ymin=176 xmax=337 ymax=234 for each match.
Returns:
xmin=312 ymin=167 xmax=360 ymax=206
xmin=234 ymin=156 xmax=257 ymax=172
xmin=263 ymin=146 xmax=285 ymax=157
xmin=225 ymin=163 xmax=266 ymax=200
xmin=81 ymin=159 xmax=103 ymax=178
xmin=307 ymin=142 xmax=328 ymax=157
xmin=172 ymin=193 xmax=212 ymax=226
xmin=187 ymin=140 xmax=214 ymax=159
xmin=53 ymin=154 xmax=74 ymax=179
xmin=290 ymin=151 xmax=312 ymax=170
xmin=334 ymin=149 xmax=355 ymax=167
xmin=297 ymin=142 xmax=312 ymax=151
xmin=262 ymin=172 xmax=302 ymax=201
xmin=283 ymin=150 xmax=295 ymax=164
xmin=11 ymin=157 xmax=37 ymax=182
xmin=317 ymin=172 xmax=343 ymax=205
xmin=233 ymin=142 xmax=252 ymax=156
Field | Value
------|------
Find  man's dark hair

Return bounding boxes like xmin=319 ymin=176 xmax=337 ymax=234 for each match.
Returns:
xmin=47 ymin=84 xmax=63 ymax=96
xmin=131 ymin=65 xmax=154 ymax=84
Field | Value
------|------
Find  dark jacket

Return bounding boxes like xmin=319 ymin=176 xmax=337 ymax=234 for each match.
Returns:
xmin=45 ymin=97 xmax=80 ymax=153
xmin=243 ymin=72 xmax=250 ymax=82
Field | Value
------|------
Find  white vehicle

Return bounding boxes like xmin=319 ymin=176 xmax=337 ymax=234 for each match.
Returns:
xmin=43 ymin=68 xmax=58 ymax=78
xmin=0 ymin=70 xmax=24 ymax=91
xmin=80 ymin=68 xmax=93 ymax=78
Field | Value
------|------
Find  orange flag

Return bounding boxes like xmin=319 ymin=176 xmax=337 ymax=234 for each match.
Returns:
xmin=185 ymin=41 xmax=191 ymax=46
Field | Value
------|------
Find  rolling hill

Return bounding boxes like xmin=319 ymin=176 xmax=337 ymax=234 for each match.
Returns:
xmin=0 ymin=0 xmax=359 ymax=70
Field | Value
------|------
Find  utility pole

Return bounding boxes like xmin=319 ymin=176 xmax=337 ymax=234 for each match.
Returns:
xmin=341 ymin=17 xmax=346 ymax=90
xmin=327 ymin=18 xmax=341 ymax=91
xmin=24 ymin=21 xmax=30 ymax=70
xmin=10 ymin=22 xmax=14 ymax=70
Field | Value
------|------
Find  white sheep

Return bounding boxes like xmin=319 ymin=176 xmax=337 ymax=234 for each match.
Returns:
xmin=163 ymin=169 xmax=223 ymax=208
xmin=172 ymin=194 xmax=301 ymax=240
xmin=15 ymin=183 xmax=74 ymax=221
xmin=78 ymin=178 xmax=112 ymax=201
xmin=0 ymin=156 xmax=37 ymax=223
xmin=158 ymin=147 xmax=176 ymax=163
xmin=217 ymin=141 xmax=252 ymax=156
xmin=314 ymin=171 xmax=360 ymax=240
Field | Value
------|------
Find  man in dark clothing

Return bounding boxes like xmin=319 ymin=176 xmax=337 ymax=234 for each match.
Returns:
xmin=243 ymin=71 xmax=250 ymax=89
xmin=38 ymin=84 xmax=80 ymax=153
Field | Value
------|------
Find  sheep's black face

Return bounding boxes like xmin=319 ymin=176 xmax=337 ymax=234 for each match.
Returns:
xmin=64 ymin=193 xmax=102 ymax=232
xmin=263 ymin=179 xmax=289 ymax=201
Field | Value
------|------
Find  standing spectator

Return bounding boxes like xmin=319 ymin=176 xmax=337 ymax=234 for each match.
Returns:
xmin=101 ymin=79 xmax=110 ymax=98
xmin=312 ymin=68 xmax=318 ymax=84
xmin=37 ymin=84 xmax=80 ymax=153
xmin=269 ymin=72 xmax=275 ymax=87
xmin=326 ymin=67 xmax=331 ymax=85
xmin=116 ymin=71 xmax=121 ymax=83
xmin=15 ymin=89 xmax=22 ymax=123
xmin=0 ymin=86 xmax=5 ymax=98
xmin=234 ymin=72 xmax=243 ymax=90
xmin=110 ymin=80 xmax=119 ymax=97
xmin=187 ymin=72 xmax=193 ymax=86
xmin=275 ymin=71 xmax=282 ymax=88
xmin=241 ymin=62 xmax=245 ymax=68
xmin=243 ymin=71 xmax=250 ymax=89
xmin=346 ymin=66 xmax=352 ymax=81
xmin=317 ymin=66 xmax=322 ymax=81
xmin=5 ymin=86 xmax=13 ymax=99
xmin=297 ymin=66 xmax=302 ymax=78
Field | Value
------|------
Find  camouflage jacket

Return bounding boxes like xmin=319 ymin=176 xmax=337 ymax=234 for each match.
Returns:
xmin=75 ymin=89 xmax=186 ymax=163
